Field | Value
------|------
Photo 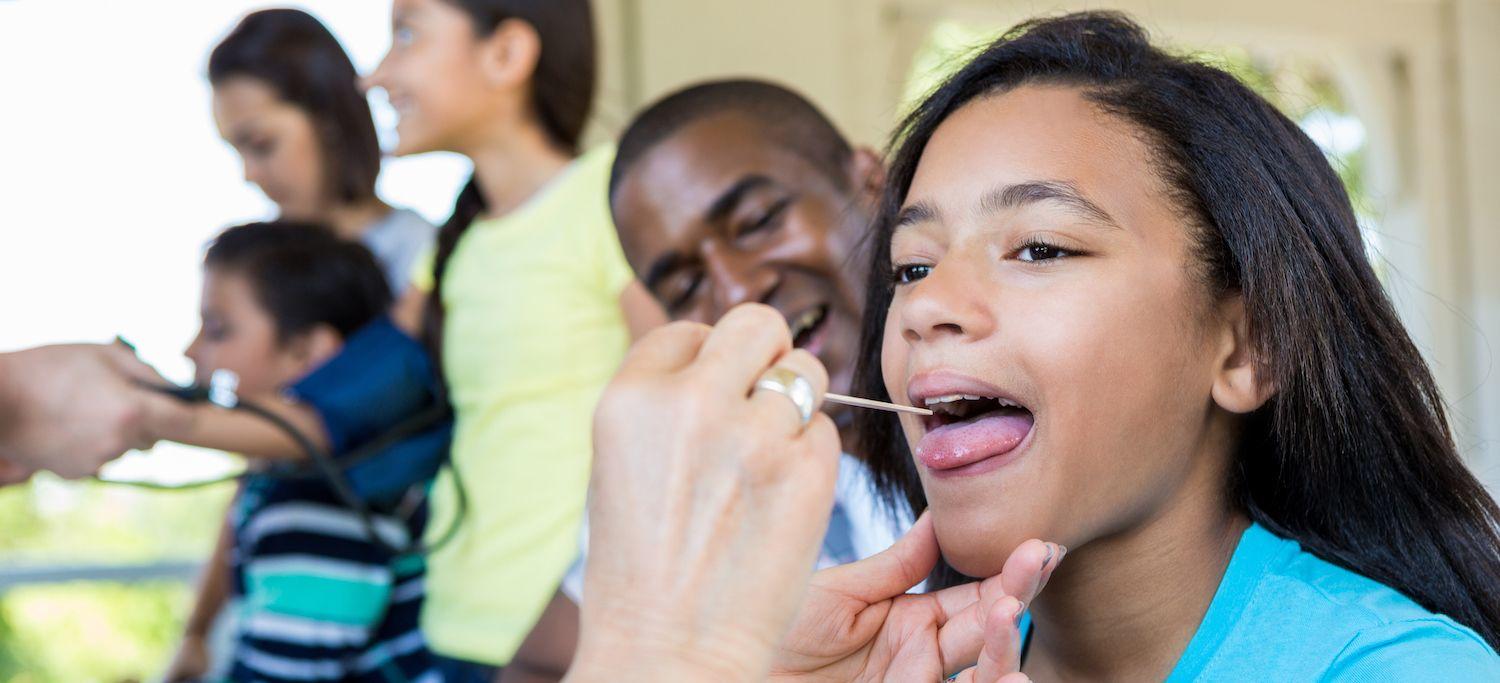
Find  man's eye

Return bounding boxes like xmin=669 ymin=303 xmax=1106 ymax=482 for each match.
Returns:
xmin=664 ymin=272 xmax=703 ymax=310
xmin=892 ymin=264 xmax=932 ymax=285
xmin=735 ymin=198 xmax=792 ymax=241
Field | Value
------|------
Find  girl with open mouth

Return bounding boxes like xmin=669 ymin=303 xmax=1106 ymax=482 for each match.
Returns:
xmin=845 ymin=10 xmax=1500 ymax=680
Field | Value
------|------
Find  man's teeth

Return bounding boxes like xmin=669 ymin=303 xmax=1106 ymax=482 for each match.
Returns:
xmin=790 ymin=306 xmax=825 ymax=338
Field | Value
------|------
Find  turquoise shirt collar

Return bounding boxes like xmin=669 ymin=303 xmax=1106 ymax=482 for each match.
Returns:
xmin=1164 ymin=522 xmax=1285 ymax=681
xmin=1018 ymin=523 xmax=1283 ymax=680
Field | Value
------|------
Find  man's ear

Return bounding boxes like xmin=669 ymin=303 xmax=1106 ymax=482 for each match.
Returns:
xmin=478 ymin=18 xmax=542 ymax=90
xmin=846 ymin=147 xmax=886 ymax=209
xmin=1210 ymin=296 xmax=1275 ymax=414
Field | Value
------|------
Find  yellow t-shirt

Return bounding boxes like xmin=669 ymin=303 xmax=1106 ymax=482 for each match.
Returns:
xmin=415 ymin=145 xmax=633 ymax=664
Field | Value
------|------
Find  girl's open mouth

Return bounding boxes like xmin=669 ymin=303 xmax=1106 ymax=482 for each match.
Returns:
xmin=914 ymin=392 xmax=1035 ymax=474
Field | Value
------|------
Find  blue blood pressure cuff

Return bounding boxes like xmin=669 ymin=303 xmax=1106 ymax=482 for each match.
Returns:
xmin=285 ymin=316 xmax=452 ymax=506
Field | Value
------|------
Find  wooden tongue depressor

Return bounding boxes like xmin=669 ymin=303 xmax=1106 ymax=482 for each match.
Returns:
xmin=824 ymin=392 xmax=933 ymax=416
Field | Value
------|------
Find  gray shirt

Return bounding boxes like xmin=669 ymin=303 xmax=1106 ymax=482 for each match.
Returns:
xmin=360 ymin=207 xmax=436 ymax=293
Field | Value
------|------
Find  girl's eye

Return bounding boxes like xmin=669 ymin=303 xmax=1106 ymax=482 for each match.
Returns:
xmin=1017 ymin=241 xmax=1071 ymax=262
xmin=247 ymin=138 xmax=275 ymax=158
xmin=892 ymin=264 xmax=932 ymax=285
xmin=394 ymin=27 xmax=415 ymax=46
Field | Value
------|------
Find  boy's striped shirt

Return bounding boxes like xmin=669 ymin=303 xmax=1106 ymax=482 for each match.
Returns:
xmin=228 ymin=475 xmax=435 ymax=682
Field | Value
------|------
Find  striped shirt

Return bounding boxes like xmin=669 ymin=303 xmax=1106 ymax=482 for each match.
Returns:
xmin=228 ymin=474 xmax=436 ymax=683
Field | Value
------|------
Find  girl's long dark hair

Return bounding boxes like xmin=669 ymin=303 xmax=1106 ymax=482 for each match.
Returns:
xmin=851 ymin=11 xmax=1500 ymax=647
xmin=423 ymin=0 xmax=596 ymax=354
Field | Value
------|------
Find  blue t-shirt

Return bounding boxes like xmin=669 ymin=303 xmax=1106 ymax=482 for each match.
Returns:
xmin=1167 ymin=522 xmax=1498 ymax=679
xmin=1024 ymin=522 xmax=1498 ymax=679
xmin=1164 ymin=525 xmax=1494 ymax=678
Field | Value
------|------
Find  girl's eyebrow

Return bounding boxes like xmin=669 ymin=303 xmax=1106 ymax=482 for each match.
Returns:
xmin=978 ymin=180 xmax=1121 ymax=230
xmin=894 ymin=201 xmax=939 ymax=230
xmin=896 ymin=180 xmax=1122 ymax=233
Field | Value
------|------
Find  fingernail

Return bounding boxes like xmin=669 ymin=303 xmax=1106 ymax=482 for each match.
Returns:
xmin=1040 ymin=542 xmax=1056 ymax=572
xmin=1012 ymin=599 xmax=1026 ymax=625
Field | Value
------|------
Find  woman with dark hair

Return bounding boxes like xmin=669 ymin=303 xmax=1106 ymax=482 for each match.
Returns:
xmin=364 ymin=0 xmax=663 ymax=677
xmin=559 ymin=10 xmax=1500 ymax=683
xmin=210 ymin=8 xmax=434 ymax=292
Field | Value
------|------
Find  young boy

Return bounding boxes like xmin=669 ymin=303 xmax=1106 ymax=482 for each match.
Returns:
xmin=159 ymin=222 xmax=440 ymax=682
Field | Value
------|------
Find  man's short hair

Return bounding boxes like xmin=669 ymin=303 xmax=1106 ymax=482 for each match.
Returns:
xmin=610 ymin=79 xmax=854 ymax=200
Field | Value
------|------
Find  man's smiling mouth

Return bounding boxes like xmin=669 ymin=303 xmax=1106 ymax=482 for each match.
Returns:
xmin=788 ymin=303 xmax=830 ymax=352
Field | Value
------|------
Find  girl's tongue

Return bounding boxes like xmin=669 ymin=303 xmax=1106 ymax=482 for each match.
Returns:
xmin=915 ymin=407 xmax=1034 ymax=471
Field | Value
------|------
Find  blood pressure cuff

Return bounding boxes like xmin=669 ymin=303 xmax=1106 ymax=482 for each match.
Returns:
xmin=286 ymin=316 xmax=452 ymax=505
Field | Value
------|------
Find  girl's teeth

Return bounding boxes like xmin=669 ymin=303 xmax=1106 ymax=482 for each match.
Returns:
xmin=920 ymin=394 xmax=1026 ymax=409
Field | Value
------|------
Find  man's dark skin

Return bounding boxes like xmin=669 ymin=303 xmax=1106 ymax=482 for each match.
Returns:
xmin=499 ymin=109 xmax=884 ymax=683
xmin=612 ymin=111 xmax=883 ymax=438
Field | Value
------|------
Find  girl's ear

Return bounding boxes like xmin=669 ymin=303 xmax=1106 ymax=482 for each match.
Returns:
xmin=478 ymin=18 xmax=542 ymax=90
xmin=1210 ymin=296 xmax=1275 ymax=414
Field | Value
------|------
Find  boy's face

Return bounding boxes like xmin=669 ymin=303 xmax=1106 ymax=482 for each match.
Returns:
xmin=184 ymin=269 xmax=316 ymax=396
xmin=611 ymin=113 xmax=877 ymax=418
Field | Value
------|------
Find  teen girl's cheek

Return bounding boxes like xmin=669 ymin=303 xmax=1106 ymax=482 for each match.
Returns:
xmin=881 ymin=301 xmax=915 ymax=426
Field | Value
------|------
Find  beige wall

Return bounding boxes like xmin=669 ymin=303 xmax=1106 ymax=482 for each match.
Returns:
xmin=1453 ymin=0 xmax=1500 ymax=494
xmin=593 ymin=0 xmax=1500 ymax=493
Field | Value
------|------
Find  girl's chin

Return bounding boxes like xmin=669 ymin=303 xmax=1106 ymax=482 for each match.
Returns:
xmin=392 ymin=139 xmax=433 ymax=158
xmin=933 ymin=520 xmax=1026 ymax=579
xmin=939 ymin=547 xmax=1010 ymax=580
xmin=391 ymin=126 xmax=442 ymax=158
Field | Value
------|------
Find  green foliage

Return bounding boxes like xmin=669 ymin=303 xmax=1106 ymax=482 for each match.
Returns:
xmin=0 ymin=477 xmax=233 ymax=682
xmin=0 ymin=583 xmax=191 ymax=683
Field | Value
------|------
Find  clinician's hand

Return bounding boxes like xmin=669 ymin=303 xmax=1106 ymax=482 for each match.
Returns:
xmin=568 ymin=304 xmax=842 ymax=683
xmin=0 ymin=343 xmax=165 ymax=478
xmin=770 ymin=513 xmax=1063 ymax=682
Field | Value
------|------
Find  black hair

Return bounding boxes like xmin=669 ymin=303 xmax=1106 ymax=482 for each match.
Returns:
xmin=850 ymin=11 xmax=1500 ymax=647
xmin=209 ymin=8 xmax=382 ymax=206
xmin=423 ymin=0 xmax=597 ymax=354
xmin=205 ymin=222 xmax=391 ymax=343
xmin=608 ymin=78 xmax=854 ymax=201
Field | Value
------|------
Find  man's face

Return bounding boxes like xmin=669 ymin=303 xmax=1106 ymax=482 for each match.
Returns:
xmin=612 ymin=113 xmax=876 ymax=416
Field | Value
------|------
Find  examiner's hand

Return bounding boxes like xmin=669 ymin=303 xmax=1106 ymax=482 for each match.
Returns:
xmin=0 ymin=343 xmax=167 ymax=478
xmin=568 ymin=304 xmax=842 ymax=683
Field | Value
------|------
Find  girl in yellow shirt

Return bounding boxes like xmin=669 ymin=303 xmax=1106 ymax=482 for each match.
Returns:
xmin=365 ymin=0 xmax=662 ymax=676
